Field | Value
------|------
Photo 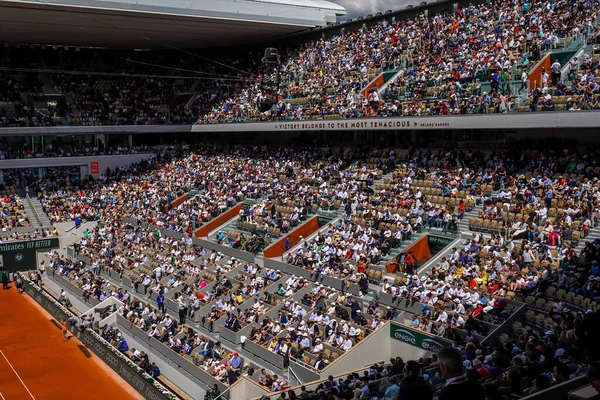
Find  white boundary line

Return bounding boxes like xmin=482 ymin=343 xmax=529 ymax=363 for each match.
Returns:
xmin=0 ymin=391 xmax=6 ymax=400
xmin=0 ymin=350 xmax=36 ymax=400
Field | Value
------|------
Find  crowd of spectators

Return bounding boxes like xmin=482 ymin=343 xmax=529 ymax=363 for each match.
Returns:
xmin=2 ymin=0 xmax=600 ymax=128
xmin=0 ymin=193 xmax=30 ymax=230
xmin=197 ymin=0 xmax=600 ymax=123
xmin=97 ymin=324 xmax=162 ymax=379
xmin=285 ymin=148 xmax=513 ymax=287
xmin=22 ymin=141 xmax=600 ymax=400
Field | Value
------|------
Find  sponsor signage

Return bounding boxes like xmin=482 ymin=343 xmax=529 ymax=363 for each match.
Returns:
xmin=90 ymin=161 xmax=100 ymax=174
xmin=427 ymin=235 xmax=454 ymax=247
xmin=390 ymin=323 xmax=453 ymax=353
xmin=80 ymin=333 xmax=167 ymax=400
xmin=0 ymin=238 xmax=60 ymax=272
xmin=191 ymin=111 xmax=600 ymax=133
xmin=23 ymin=281 xmax=70 ymax=322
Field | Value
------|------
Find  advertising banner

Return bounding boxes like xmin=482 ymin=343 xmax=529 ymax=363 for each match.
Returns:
xmin=389 ymin=323 xmax=454 ymax=353
xmin=0 ymin=238 xmax=60 ymax=272
xmin=427 ymin=235 xmax=454 ymax=247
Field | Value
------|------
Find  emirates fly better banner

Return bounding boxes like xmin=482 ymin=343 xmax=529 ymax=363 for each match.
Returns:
xmin=390 ymin=323 xmax=454 ymax=353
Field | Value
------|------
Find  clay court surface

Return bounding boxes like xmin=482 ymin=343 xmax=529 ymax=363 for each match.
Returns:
xmin=0 ymin=284 xmax=144 ymax=400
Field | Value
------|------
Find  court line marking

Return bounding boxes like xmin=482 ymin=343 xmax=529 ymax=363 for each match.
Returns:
xmin=0 ymin=391 xmax=5 ymax=400
xmin=0 ymin=350 xmax=36 ymax=400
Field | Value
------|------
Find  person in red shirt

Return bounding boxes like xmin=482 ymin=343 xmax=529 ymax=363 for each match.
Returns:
xmin=473 ymin=302 xmax=484 ymax=319
xmin=458 ymin=201 xmax=466 ymax=218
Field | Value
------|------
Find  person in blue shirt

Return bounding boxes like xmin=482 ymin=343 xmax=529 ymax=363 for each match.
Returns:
xmin=421 ymin=304 xmax=431 ymax=317
xmin=410 ymin=314 xmax=420 ymax=328
xmin=230 ymin=353 xmax=243 ymax=374
xmin=151 ymin=363 xmax=160 ymax=378
xmin=117 ymin=337 xmax=129 ymax=353
xmin=384 ymin=377 xmax=400 ymax=399
xmin=157 ymin=293 xmax=165 ymax=313
xmin=545 ymin=187 xmax=554 ymax=207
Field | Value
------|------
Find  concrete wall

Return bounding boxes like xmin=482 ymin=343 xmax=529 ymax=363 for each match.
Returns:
xmin=390 ymin=337 xmax=434 ymax=362
xmin=321 ymin=323 xmax=392 ymax=377
xmin=521 ymin=376 xmax=588 ymax=400
xmin=0 ymin=153 xmax=153 ymax=176
xmin=230 ymin=378 xmax=268 ymax=400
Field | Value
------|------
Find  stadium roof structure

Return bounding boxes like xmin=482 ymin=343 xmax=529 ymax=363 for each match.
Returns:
xmin=0 ymin=0 xmax=346 ymax=49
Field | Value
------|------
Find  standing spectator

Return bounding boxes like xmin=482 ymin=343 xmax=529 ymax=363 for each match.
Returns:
xmin=151 ymin=363 xmax=161 ymax=378
xmin=520 ymin=70 xmax=529 ymax=94
xmin=551 ymin=59 xmax=562 ymax=86
xmin=576 ymin=310 xmax=600 ymax=364
xmin=1 ymin=268 xmax=8 ymax=290
xmin=178 ymin=296 xmax=187 ymax=324
xmin=541 ymin=69 xmax=549 ymax=89
xmin=398 ymin=360 xmax=432 ymax=400
xmin=438 ymin=347 xmax=485 ymax=400
xmin=157 ymin=292 xmax=165 ymax=313
xmin=230 ymin=352 xmax=243 ymax=375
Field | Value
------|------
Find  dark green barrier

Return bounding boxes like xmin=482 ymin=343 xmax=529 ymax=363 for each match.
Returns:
xmin=0 ymin=238 xmax=59 ymax=272
xmin=20 ymin=276 xmax=175 ymax=400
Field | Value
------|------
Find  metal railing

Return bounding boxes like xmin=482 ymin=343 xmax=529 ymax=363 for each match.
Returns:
xmin=211 ymin=387 xmax=231 ymax=400
xmin=288 ymin=366 xmax=302 ymax=385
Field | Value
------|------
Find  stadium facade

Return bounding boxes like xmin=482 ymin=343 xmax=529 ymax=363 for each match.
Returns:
xmin=0 ymin=0 xmax=346 ymax=48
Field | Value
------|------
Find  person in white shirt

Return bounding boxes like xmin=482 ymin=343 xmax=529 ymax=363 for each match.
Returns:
xmin=341 ymin=335 xmax=353 ymax=351
xmin=453 ymin=298 xmax=466 ymax=314
xmin=523 ymin=246 xmax=534 ymax=265
xmin=436 ymin=310 xmax=448 ymax=323
xmin=312 ymin=338 xmax=324 ymax=354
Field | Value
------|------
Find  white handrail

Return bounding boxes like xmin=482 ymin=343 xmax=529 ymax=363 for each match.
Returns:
xmin=289 ymin=366 xmax=303 ymax=385
xmin=212 ymin=387 xmax=230 ymax=400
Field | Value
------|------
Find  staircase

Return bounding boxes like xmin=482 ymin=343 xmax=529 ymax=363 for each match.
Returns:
xmin=17 ymin=188 xmax=51 ymax=229
xmin=377 ymin=231 xmax=426 ymax=265
xmin=574 ymin=224 xmax=600 ymax=253
xmin=457 ymin=204 xmax=482 ymax=234
xmin=19 ymin=197 xmax=42 ymax=229
xmin=38 ymin=71 xmax=57 ymax=95
xmin=27 ymin=193 xmax=53 ymax=228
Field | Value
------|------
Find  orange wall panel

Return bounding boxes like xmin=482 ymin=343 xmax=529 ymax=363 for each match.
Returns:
xmin=194 ymin=203 xmax=243 ymax=238
xmin=528 ymin=54 xmax=551 ymax=92
xmin=405 ymin=234 xmax=433 ymax=265
xmin=263 ymin=216 xmax=320 ymax=258
xmin=169 ymin=193 xmax=189 ymax=211
xmin=361 ymin=73 xmax=385 ymax=98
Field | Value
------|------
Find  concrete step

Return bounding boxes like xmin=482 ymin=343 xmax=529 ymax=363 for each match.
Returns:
xmin=29 ymin=195 xmax=53 ymax=228
xmin=18 ymin=194 xmax=44 ymax=229
xmin=376 ymin=231 xmax=427 ymax=265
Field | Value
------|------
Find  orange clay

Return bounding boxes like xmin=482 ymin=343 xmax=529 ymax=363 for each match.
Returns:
xmin=0 ymin=286 xmax=143 ymax=400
